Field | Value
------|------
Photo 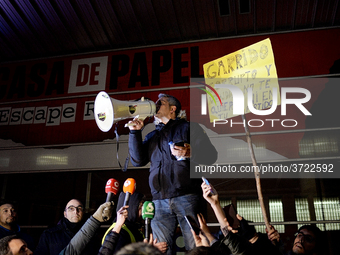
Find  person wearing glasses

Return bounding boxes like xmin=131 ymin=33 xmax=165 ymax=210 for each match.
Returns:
xmin=59 ymin=201 xmax=114 ymax=255
xmin=196 ymin=182 xmax=282 ymax=255
xmin=292 ymin=225 xmax=322 ymax=255
xmin=35 ymin=199 xmax=99 ymax=255
xmin=199 ymin=182 xmax=323 ymax=255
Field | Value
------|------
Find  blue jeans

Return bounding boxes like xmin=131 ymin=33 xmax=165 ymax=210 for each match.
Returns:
xmin=151 ymin=194 xmax=200 ymax=255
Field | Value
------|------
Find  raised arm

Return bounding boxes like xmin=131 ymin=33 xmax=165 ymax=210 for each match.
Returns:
xmin=59 ymin=202 xmax=114 ymax=255
xmin=201 ymin=182 xmax=249 ymax=255
xmin=201 ymin=182 xmax=227 ymax=228
xmin=97 ymin=205 xmax=129 ymax=255
xmin=128 ymin=117 xmax=153 ymax=167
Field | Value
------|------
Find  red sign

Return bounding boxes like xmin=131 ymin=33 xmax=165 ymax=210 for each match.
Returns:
xmin=0 ymin=28 xmax=339 ymax=146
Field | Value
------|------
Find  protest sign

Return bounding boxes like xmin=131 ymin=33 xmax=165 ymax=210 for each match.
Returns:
xmin=203 ymin=38 xmax=280 ymax=122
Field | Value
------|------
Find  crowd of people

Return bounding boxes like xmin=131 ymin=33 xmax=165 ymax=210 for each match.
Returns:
xmin=0 ymin=186 xmax=324 ymax=255
xmin=0 ymin=94 xmax=324 ymax=255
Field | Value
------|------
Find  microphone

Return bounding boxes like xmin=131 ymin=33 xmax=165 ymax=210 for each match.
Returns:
xmin=142 ymin=201 xmax=155 ymax=241
xmin=105 ymin=178 xmax=120 ymax=202
xmin=122 ymin=178 xmax=136 ymax=206
xmin=102 ymin=178 xmax=120 ymax=221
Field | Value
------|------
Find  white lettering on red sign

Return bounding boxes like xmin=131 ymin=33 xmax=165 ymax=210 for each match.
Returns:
xmin=0 ymin=103 xmax=77 ymax=126
xmin=68 ymin=57 xmax=108 ymax=94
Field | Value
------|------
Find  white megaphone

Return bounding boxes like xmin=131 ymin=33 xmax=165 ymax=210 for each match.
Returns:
xmin=94 ymin=91 xmax=156 ymax=132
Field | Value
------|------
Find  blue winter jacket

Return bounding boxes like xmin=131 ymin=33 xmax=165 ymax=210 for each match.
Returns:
xmin=129 ymin=118 xmax=218 ymax=200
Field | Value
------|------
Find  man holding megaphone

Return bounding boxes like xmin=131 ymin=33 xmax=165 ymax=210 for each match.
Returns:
xmin=127 ymin=93 xmax=218 ymax=254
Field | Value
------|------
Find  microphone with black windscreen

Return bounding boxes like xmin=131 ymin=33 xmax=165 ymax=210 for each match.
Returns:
xmin=105 ymin=178 xmax=120 ymax=202
xmin=102 ymin=178 xmax=120 ymax=221
xmin=122 ymin=178 xmax=136 ymax=206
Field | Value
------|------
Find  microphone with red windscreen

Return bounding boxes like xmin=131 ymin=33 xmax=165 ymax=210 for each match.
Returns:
xmin=105 ymin=178 xmax=120 ymax=202
xmin=123 ymin=178 xmax=136 ymax=206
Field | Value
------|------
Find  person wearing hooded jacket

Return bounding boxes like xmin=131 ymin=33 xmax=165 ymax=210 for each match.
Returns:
xmin=128 ymin=93 xmax=218 ymax=254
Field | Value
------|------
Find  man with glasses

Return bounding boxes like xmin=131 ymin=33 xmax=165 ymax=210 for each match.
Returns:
xmin=63 ymin=200 xmax=84 ymax=224
xmin=200 ymin=182 xmax=323 ymax=255
xmin=291 ymin=225 xmax=322 ymax=255
xmin=35 ymin=199 xmax=98 ymax=255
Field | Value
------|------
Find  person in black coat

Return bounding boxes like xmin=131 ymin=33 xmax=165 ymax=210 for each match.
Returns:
xmin=35 ymin=199 xmax=99 ymax=255
xmin=58 ymin=201 xmax=114 ymax=255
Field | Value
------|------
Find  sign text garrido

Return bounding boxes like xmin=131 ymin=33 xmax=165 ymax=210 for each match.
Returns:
xmin=202 ymin=38 xmax=311 ymax=128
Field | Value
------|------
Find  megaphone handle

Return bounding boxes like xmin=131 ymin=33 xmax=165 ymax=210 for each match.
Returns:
xmin=125 ymin=122 xmax=138 ymax=127
xmin=124 ymin=116 xmax=147 ymax=127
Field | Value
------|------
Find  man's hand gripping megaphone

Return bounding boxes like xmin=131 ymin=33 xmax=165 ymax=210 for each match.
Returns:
xmin=126 ymin=115 xmax=145 ymax=130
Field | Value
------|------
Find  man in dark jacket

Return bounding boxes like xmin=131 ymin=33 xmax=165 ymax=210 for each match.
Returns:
xmin=59 ymin=201 xmax=114 ymax=255
xmin=128 ymin=93 xmax=218 ymax=255
xmin=34 ymin=199 xmax=98 ymax=255
xmin=0 ymin=201 xmax=35 ymax=251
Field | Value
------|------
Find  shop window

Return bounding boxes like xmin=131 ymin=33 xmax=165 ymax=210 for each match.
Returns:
xmin=269 ymin=199 xmax=284 ymax=233
xmin=295 ymin=198 xmax=311 ymax=229
xmin=237 ymin=199 xmax=266 ymax=233
xmin=314 ymin=197 xmax=340 ymax=231
xmin=219 ymin=199 xmax=232 ymax=208
xmin=36 ymin=155 xmax=68 ymax=165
